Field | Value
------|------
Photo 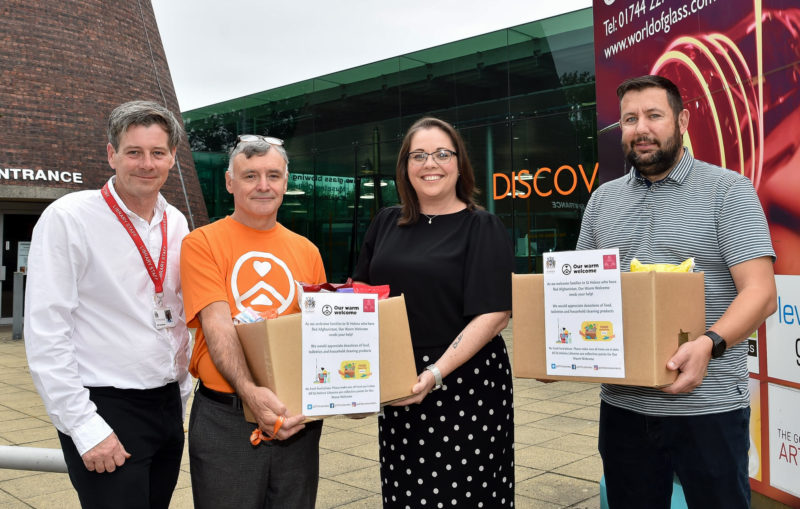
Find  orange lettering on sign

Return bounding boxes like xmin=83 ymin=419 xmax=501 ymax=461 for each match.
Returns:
xmin=554 ymin=165 xmax=577 ymax=195
xmin=579 ymin=163 xmax=599 ymax=193
xmin=491 ymin=163 xmax=600 ymax=200
xmin=516 ymin=169 xmax=532 ymax=198
xmin=493 ymin=173 xmax=511 ymax=200
xmin=533 ymin=167 xmax=552 ymax=197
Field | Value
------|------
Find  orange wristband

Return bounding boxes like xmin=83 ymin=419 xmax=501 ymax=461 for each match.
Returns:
xmin=271 ymin=415 xmax=286 ymax=437
xmin=249 ymin=415 xmax=287 ymax=446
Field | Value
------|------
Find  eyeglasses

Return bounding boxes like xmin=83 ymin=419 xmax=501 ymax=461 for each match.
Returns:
xmin=235 ymin=134 xmax=284 ymax=147
xmin=408 ymin=149 xmax=457 ymax=165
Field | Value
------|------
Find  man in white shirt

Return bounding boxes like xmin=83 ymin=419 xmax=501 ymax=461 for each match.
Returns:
xmin=24 ymin=101 xmax=192 ymax=509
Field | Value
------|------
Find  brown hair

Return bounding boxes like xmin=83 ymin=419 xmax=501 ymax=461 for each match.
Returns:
xmin=616 ymin=75 xmax=684 ymax=117
xmin=395 ymin=117 xmax=480 ymax=225
xmin=107 ymin=100 xmax=183 ymax=151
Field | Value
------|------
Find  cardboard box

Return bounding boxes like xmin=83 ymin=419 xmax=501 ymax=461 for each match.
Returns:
xmin=236 ymin=295 xmax=418 ymax=421
xmin=512 ymin=272 xmax=705 ymax=387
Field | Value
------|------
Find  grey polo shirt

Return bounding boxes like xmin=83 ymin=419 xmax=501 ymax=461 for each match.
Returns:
xmin=576 ymin=148 xmax=774 ymax=416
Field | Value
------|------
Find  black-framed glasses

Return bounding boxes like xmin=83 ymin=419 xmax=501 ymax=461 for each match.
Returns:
xmin=235 ymin=134 xmax=284 ymax=147
xmin=408 ymin=149 xmax=457 ymax=165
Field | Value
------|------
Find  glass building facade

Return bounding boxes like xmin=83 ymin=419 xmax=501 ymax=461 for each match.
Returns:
xmin=184 ymin=8 xmax=596 ymax=283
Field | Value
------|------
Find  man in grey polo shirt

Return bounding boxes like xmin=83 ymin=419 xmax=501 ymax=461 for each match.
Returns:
xmin=577 ymin=75 xmax=776 ymax=508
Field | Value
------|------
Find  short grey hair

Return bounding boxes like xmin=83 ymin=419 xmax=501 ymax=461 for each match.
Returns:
xmin=227 ymin=139 xmax=289 ymax=175
xmin=107 ymin=101 xmax=184 ymax=151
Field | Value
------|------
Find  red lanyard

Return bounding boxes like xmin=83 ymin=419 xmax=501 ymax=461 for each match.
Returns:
xmin=101 ymin=182 xmax=168 ymax=295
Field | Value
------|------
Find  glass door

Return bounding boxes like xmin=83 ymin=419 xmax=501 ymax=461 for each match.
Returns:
xmin=1 ymin=212 xmax=41 ymax=322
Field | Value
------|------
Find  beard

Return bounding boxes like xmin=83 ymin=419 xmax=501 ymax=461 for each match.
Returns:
xmin=624 ymin=125 xmax=683 ymax=178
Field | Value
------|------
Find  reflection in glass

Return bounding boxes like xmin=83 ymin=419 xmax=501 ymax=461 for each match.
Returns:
xmin=185 ymin=8 xmax=596 ymax=279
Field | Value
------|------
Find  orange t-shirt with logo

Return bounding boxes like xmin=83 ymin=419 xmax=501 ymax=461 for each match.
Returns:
xmin=181 ymin=217 xmax=326 ymax=393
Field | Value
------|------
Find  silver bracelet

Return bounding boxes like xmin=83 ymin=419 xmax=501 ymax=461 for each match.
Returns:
xmin=425 ymin=364 xmax=443 ymax=391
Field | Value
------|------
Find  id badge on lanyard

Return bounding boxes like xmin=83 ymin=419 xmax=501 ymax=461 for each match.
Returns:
xmin=153 ymin=293 xmax=176 ymax=330
xmin=102 ymin=182 xmax=176 ymax=329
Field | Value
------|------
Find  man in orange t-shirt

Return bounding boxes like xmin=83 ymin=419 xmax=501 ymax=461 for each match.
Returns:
xmin=181 ymin=135 xmax=325 ymax=509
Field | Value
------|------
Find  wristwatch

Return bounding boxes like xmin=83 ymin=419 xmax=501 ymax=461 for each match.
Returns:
xmin=425 ymin=364 xmax=443 ymax=391
xmin=705 ymin=330 xmax=727 ymax=358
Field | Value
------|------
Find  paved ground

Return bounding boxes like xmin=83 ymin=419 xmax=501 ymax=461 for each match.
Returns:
xmin=0 ymin=324 xmax=604 ymax=508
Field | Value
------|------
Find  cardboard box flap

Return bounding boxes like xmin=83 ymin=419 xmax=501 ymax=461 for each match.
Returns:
xmin=619 ymin=272 xmax=659 ymax=386
xmin=238 ymin=320 xmax=275 ymax=393
xmin=511 ymin=274 xmax=543 ymax=382
xmin=652 ymin=271 xmax=705 ymax=384
xmin=378 ymin=295 xmax=418 ymax=403
xmin=237 ymin=315 xmax=307 ymax=422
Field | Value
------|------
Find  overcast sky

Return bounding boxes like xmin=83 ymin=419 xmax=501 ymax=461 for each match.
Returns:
xmin=151 ymin=0 xmax=591 ymax=112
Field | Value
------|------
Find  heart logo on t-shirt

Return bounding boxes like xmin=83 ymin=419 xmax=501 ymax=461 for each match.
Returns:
xmin=253 ymin=260 xmax=272 ymax=277
xmin=232 ymin=252 xmax=297 ymax=314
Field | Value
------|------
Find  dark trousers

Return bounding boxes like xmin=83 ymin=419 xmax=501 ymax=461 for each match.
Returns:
xmin=188 ymin=388 xmax=323 ymax=509
xmin=599 ymin=400 xmax=750 ymax=509
xmin=58 ymin=383 xmax=184 ymax=509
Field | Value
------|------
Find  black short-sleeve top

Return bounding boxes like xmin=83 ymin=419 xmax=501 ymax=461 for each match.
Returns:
xmin=353 ymin=206 xmax=513 ymax=349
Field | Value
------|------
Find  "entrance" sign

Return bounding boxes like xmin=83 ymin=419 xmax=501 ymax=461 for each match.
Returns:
xmin=0 ymin=168 xmax=83 ymax=183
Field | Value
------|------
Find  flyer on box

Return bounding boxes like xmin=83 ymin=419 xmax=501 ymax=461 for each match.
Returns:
xmin=543 ymin=249 xmax=625 ymax=377
xmin=301 ymin=292 xmax=380 ymax=416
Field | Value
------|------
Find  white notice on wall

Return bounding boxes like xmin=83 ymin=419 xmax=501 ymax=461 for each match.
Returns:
xmin=301 ymin=292 xmax=380 ymax=416
xmin=543 ymin=249 xmax=625 ymax=377
xmin=765 ymin=275 xmax=800 ymax=384
xmin=17 ymin=241 xmax=31 ymax=273
xmin=767 ymin=383 xmax=800 ymax=498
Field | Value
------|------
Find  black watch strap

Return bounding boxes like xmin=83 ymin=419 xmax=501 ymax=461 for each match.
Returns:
xmin=705 ymin=330 xmax=727 ymax=358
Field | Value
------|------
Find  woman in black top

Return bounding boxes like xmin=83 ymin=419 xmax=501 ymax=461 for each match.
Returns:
xmin=353 ymin=117 xmax=515 ymax=508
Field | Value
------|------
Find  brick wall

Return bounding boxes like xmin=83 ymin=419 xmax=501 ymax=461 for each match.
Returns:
xmin=0 ymin=0 xmax=208 ymax=227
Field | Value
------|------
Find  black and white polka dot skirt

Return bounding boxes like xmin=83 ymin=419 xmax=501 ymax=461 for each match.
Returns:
xmin=378 ymin=335 xmax=514 ymax=508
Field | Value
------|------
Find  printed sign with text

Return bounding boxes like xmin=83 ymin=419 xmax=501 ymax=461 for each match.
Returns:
xmin=301 ymin=292 xmax=380 ymax=416
xmin=543 ymin=249 xmax=625 ymax=377
xmin=767 ymin=384 xmax=800 ymax=498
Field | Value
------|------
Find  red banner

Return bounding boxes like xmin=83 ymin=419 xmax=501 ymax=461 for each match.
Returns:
xmin=593 ymin=0 xmax=800 ymax=276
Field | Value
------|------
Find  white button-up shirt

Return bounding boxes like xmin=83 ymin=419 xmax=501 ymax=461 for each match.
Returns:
xmin=24 ymin=177 xmax=191 ymax=455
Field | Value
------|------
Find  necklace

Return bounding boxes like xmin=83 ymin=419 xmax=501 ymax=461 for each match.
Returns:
xmin=422 ymin=213 xmax=438 ymax=224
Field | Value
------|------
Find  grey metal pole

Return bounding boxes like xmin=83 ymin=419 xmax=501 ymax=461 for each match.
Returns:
xmin=0 ymin=446 xmax=67 ymax=473
xmin=12 ymin=272 xmax=24 ymax=340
